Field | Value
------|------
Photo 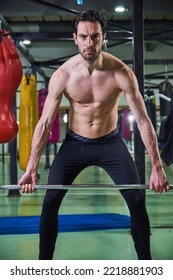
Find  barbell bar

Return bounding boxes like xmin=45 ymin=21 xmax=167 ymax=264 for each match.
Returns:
xmin=0 ymin=184 xmax=172 ymax=190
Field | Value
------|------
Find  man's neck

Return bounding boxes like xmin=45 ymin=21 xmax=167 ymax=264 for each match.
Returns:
xmin=83 ymin=53 xmax=103 ymax=73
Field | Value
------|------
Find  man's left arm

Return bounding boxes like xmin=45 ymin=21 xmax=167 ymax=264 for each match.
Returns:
xmin=119 ymin=66 xmax=169 ymax=193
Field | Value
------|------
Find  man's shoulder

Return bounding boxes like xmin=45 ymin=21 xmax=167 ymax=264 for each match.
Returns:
xmin=102 ymin=52 xmax=127 ymax=71
xmin=63 ymin=54 xmax=81 ymax=68
xmin=52 ymin=55 xmax=80 ymax=76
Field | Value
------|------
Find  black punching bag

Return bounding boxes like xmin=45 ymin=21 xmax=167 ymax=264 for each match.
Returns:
xmin=159 ymin=81 xmax=173 ymax=119
xmin=145 ymin=89 xmax=156 ymax=131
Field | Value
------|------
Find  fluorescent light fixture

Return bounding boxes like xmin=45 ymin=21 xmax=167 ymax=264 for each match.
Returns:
xmin=22 ymin=39 xmax=31 ymax=45
xmin=63 ymin=114 xmax=68 ymax=123
xmin=115 ymin=6 xmax=126 ymax=13
xmin=128 ymin=114 xmax=134 ymax=122
xmin=77 ymin=0 xmax=83 ymax=4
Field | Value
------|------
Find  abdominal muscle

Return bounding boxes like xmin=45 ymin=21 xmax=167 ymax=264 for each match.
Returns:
xmin=68 ymin=101 xmax=118 ymax=139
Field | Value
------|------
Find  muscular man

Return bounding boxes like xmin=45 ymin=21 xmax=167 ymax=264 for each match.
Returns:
xmin=19 ymin=10 xmax=169 ymax=260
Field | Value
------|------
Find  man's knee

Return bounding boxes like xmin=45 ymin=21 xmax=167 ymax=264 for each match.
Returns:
xmin=122 ymin=189 xmax=146 ymax=211
xmin=42 ymin=190 xmax=66 ymax=210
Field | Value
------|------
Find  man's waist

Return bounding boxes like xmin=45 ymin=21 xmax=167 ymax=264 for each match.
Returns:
xmin=66 ymin=128 xmax=120 ymax=143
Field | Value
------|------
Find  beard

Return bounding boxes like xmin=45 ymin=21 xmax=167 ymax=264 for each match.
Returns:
xmin=79 ymin=46 xmax=102 ymax=63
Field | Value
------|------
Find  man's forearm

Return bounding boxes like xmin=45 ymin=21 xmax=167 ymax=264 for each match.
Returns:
xmin=138 ymin=119 xmax=163 ymax=170
xmin=26 ymin=121 xmax=51 ymax=173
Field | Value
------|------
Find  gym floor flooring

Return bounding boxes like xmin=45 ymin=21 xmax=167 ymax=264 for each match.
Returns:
xmin=0 ymin=152 xmax=173 ymax=260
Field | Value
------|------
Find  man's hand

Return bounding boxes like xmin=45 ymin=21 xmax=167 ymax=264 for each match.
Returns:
xmin=150 ymin=168 xmax=169 ymax=193
xmin=18 ymin=170 xmax=37 ymax=193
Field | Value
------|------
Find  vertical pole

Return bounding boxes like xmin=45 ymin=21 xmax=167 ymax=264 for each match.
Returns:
xmin=54 ymin=144 xmax=57 ymax=157
xmin=8 ymin=96 xmax=20 ymax=197
xmin=0 ymin=20 xmax=2 ymax=42
xmin=44 ymin=77 xmax=51 ymax=169
xmin=45 ymin=142 xmax=50 ymax=169
xmin=2 ymin=144 xmax=5 ymax=164
xmin=132 ymin=0 xmax=145 ymax=184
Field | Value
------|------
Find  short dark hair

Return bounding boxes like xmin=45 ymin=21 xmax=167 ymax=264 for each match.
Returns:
xmin=72 ymin=9 xmax=107 ymax=34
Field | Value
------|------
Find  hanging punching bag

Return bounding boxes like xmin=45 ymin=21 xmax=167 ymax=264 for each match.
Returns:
xmin=38 ymin=88 xmax=47 ymax=117
xmin=49 ymin=113 xmax=60 ymax=144
xmin=0 ymin=29 xmax=22 ymax=143
xmin=38 ymin=88 xmax=60 ymax=144
xmin=121 ymin=108 xmax=130 ymax=140
xmin=19 ymin=74 xmax=39 ymax=171
xmin=159 ymin=80 xmax=173 ymax=119
xmin=145 ymin=89 xmax=156 ymax=131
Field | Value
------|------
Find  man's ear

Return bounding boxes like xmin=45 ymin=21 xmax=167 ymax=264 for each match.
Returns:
xmin=73 ymin=33 xmax=78 ymax=45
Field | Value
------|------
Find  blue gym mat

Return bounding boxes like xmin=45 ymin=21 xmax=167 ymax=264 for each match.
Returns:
xmin=0 ymin=213 xmax=130 ymax=235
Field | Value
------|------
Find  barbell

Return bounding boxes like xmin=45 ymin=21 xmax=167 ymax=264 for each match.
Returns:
xmin=0 ymin=184 xmax=172 ymax=190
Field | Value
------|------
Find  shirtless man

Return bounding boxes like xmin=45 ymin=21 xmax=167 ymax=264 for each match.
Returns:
xmin=19 ymin=10 xmax=169 ymax=260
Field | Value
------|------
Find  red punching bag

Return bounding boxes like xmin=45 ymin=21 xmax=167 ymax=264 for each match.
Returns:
xmin=38 ymin=88 xmax=60 ymax=144
xmin=0 ymin=29 xmax=22 ymax=143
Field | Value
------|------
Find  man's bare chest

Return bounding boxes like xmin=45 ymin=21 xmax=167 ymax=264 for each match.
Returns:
xmin=65 ymin=71 xmax=119 ymax=103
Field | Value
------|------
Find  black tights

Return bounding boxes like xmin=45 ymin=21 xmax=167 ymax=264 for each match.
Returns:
xmin=39 ymin=130 xmax=151 ymax=260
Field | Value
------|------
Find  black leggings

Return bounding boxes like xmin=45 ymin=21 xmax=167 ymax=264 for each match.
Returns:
xmin=39 ymin=129 xmax=151 ymax=260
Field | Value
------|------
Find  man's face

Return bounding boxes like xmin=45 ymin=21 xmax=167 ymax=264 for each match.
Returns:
xmin=73 ymin=21 xmax=106 ymax=63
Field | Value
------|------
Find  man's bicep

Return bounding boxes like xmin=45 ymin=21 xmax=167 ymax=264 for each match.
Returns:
xmin=48 ymin=67 xmax=68 ymax=99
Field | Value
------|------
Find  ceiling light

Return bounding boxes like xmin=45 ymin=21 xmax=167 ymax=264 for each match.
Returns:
xmin=115 ymin=6 xmax=126 ymax=13
xmin=63 ymin=114 xmax=68 ymax=123
xmin=128 ymin=113 xmax=134 ymax=122
xmin=76 ymin=0 xmax=83 ymax=5
xmin=22 ymin=39 xmax=31 ymax=45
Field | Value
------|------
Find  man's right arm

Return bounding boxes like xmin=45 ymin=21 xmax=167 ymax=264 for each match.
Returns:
xmin=18 ymin=67 xmax=68 ymax=192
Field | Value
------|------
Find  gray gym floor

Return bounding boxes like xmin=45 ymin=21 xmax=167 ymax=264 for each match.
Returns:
xmin=0 ymin=153 xmax=173 ymax=260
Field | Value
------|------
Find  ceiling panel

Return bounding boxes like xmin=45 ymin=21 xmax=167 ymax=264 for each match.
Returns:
xmin=0 ymin=0 xmax=173 ymax=86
